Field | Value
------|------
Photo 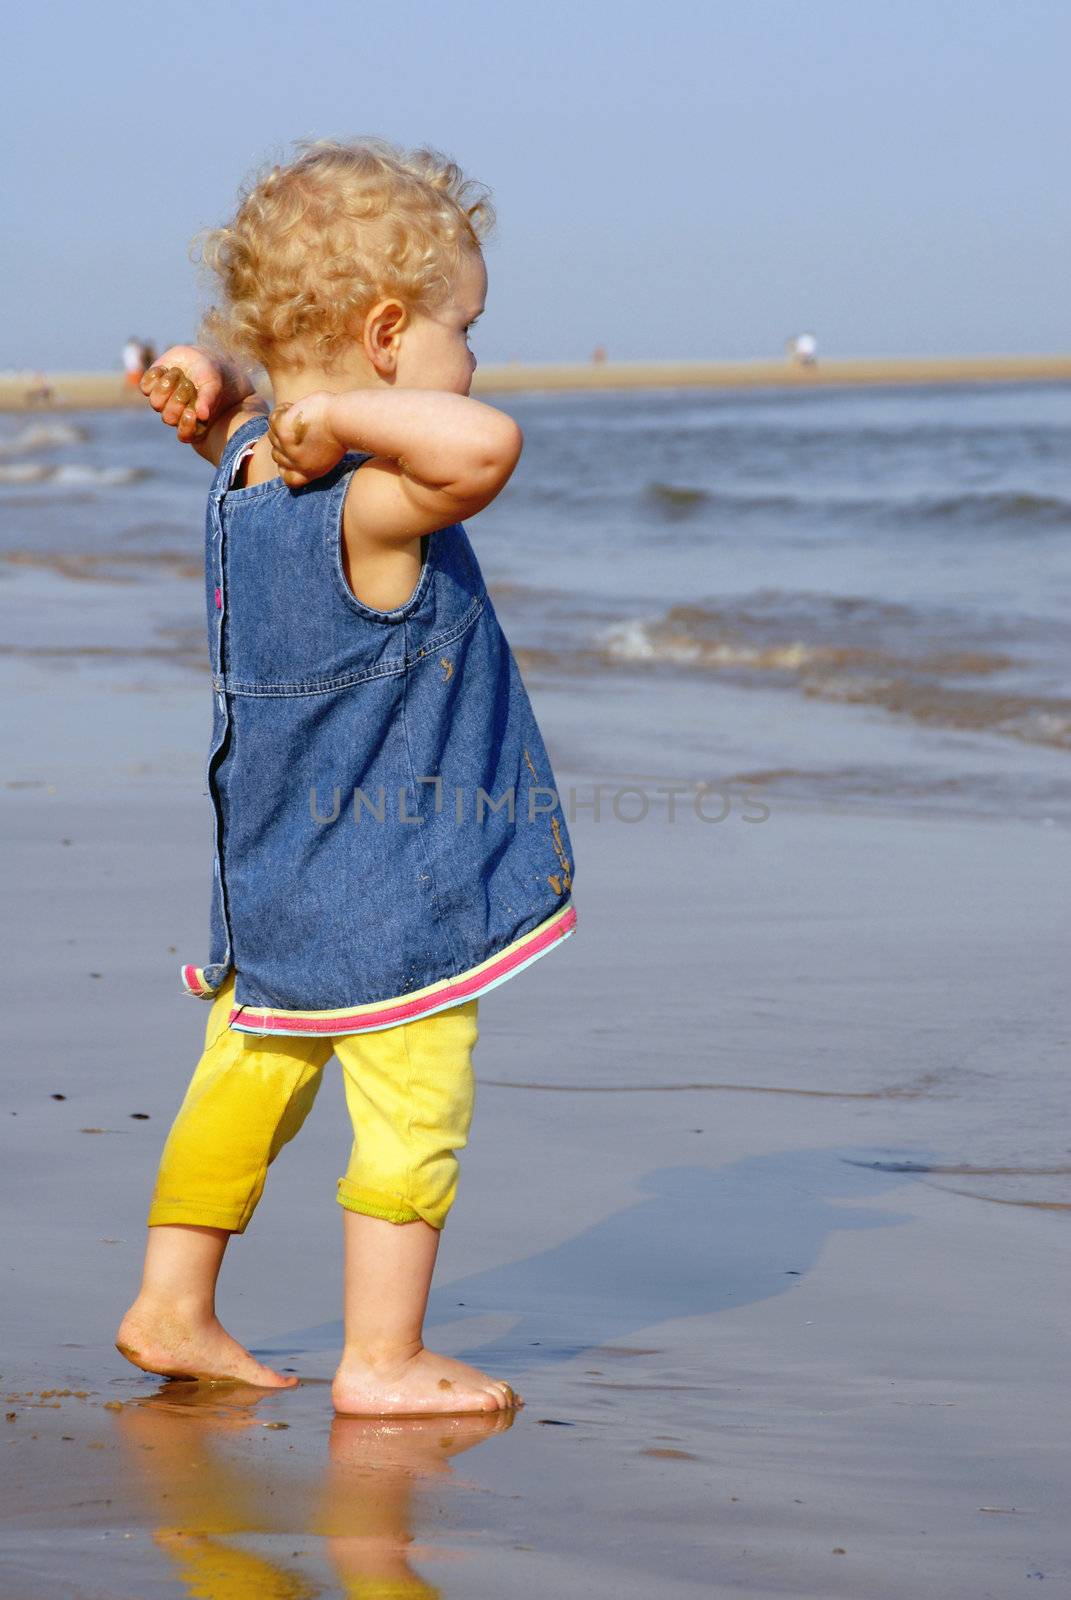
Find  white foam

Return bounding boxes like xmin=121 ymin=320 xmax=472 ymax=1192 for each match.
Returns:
xmin=596 ymin=616 xmax=824 ymax=671
xmin=0 ymin=461 xmax=145 ymax=486
xmin=0 ymin=421 xmax=88 ymax=456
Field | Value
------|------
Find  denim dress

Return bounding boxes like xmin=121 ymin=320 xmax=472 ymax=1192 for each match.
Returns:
xmin=181 ymin=415 xmax=577 ymax=1036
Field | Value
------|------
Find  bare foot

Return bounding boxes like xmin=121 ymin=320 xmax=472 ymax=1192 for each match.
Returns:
xmin=116 ymin=1296 xmax=298 ymax=1388
xmin=332 ymin=1343 xmax=523 ymax=1417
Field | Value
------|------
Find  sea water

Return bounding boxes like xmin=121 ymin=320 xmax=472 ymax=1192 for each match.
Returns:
xmin=2 ymin=380 xmax=1069 ymax=824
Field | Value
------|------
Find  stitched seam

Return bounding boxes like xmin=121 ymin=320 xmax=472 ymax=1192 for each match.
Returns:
xmin=327 ymin=460 xmax=441 ymax=623
xmin=226 ymin=657 xmax=408 ymax=695
xmin=148 ymin=1203 xmax=251 ymax=1228
xmin=221 ymin=595 xmax=485 ymax=697
xmin=336 ymin=1187 xmax=423 ymax=1223
xmin=398 ymin=619 xmax=464 ymax=975
xmin=415 ymin=593 xmax=487 ymax=656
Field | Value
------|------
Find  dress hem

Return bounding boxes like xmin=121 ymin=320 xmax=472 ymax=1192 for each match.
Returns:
xmin=180 ymin=901 xmax=577 ymax=1037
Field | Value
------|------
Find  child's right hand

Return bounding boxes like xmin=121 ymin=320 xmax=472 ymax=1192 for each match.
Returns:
xmin=267 ymin=393 xmax=346 ymax=488
xmin=140 ymin=346 xmax=257 ymax=444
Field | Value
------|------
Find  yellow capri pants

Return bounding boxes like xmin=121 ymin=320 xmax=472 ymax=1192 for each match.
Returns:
xmin=148 ymin=973 xmax=479 ymax=1234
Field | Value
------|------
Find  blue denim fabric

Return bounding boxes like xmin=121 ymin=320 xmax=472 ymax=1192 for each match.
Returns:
xmin=193 ymin=414 xmax=575 ymax=1017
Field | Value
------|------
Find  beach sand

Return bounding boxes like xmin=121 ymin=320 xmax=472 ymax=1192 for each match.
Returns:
xmin=3 ymin=351 xmax=1071 ymax=412
xmin=1 ymin=649 xmax=1067 ymax=1596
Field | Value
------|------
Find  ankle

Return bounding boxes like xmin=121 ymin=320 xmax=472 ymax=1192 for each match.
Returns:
xmin=341 ymin=1337 xmax=424 ymax=1372
xmin=126 ymin=1288 xmax=217 ymax=1326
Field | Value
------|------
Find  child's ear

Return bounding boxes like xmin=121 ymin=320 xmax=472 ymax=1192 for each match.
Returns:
xmin=364 ymin=298 xmax=407 ymax=377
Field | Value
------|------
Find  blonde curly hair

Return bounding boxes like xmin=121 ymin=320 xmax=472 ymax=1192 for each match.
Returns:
xmin=193 ymin=136 xmax=495 ymax=374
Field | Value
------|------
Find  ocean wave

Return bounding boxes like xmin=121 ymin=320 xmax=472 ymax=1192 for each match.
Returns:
xmin=644 ymin=481 xmax=714 ymax=515
xmin=799 ymin=672 xmax=1071 ymax=750
xmin=2 ymin=548 xmax=202 ymax=582
xmin=588 ymin=596 xmax=1069 ymax=750
xmin=901 ymin=489 xmax=1071 ymax=525
xmin=599 ymin=616 xmax=828 ymax=671
xmin=596 ymin=595 xmax=1016 ymax=676
xmin=0 ymin=421 xmax=88 ymax=456
xmin=0 ymin=461 xmax=147 ymax=487
xmin=638 ymin=482 xmax=1071 ymax=527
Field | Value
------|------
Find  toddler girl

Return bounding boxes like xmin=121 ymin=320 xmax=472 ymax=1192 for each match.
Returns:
xmin=116 ymin=137 xmax=577 ymax=1417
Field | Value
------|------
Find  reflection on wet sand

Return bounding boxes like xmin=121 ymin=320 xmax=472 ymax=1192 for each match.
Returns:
xmin=842 ymin=1155 xmax=1071 ymax=1209
xmin=112 ymin=1379 xmax=514 ymax=1599
xmin=480 ymin=1068 xmax=945 ymax=1099
xmin=912 ymin=1183 xmax=1070 ymax=1211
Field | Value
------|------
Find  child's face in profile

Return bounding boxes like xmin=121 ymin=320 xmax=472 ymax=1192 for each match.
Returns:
xmin=391 ymin=248 xmax=487 ymax=397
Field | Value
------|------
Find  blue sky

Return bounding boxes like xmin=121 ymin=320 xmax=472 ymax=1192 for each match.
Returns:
xmin=6 ymin=0 xmax=1070 ymax=368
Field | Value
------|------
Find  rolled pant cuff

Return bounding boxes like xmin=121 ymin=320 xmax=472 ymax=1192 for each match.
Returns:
xmin=336 ymin=1178 xmax=433 ymax=1227
xmin=147 ymin=1202 xmax=254 ymax=1234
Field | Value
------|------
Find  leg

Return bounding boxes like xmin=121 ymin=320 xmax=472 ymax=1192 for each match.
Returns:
xmin=117 ymin=975 xmax=332 ymax=1384
xmin=331 ymin=1001 xmax=521 ymax=1417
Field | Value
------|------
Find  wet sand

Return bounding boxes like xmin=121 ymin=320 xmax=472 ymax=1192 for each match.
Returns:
xmin=1 ymin=655 xmax=1068 ymax=1596
xmin=4 ymin=351 xmax=1071 ymax=412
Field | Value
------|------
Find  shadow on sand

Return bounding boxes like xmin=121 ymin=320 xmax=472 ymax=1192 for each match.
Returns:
xmin=254 ymin=1145 xmax=923 ymax=1372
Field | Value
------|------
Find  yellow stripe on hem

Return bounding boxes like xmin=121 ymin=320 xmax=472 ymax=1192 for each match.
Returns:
xmin=229 ymin=900 xmax=576 ymax=1038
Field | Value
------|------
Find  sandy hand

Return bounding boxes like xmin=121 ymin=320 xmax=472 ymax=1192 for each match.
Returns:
xmin=267 ymin=393 xmax=345 ymax=487
xmin=140 ymin=346 xmax=257 ymax=444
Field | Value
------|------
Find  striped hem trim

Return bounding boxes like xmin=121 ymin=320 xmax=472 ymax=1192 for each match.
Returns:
xmin=226 ymin=901 xmax=576 ymax=1037
xmin=181 ymin=964 xmax=217 ymax=999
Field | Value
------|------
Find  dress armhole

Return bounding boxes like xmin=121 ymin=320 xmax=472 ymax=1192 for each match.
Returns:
xmin=229 ymin=441 xmax=257 ymax=489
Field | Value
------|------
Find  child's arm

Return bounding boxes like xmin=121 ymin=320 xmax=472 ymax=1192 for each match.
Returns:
xmin=140 ymin=346 xmax=270 ymax=467
xmin=268 ymin=389 xmax=524 ymax=546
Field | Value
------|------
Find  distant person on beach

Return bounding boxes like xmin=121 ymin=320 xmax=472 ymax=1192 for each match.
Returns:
xmin=118 ymin=137 xmax=577 ymax=1419
xmin=122 ymin=336 xmax=147 ymax=387
xmin=787 ymin=331 xmax=818 ymax=367
xmin=23 ymin=370 xmax=55 ymax=406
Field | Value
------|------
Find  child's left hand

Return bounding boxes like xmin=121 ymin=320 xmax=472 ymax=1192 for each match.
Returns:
xmin=267 ymin=393 xmax=345 ymax=488
xmin=141 ymin=346 xmax=259 ymax=444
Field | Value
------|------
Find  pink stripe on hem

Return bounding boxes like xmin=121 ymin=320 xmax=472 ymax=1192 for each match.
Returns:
xmin=229 ymin=904 xmax=576 ymax=1035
